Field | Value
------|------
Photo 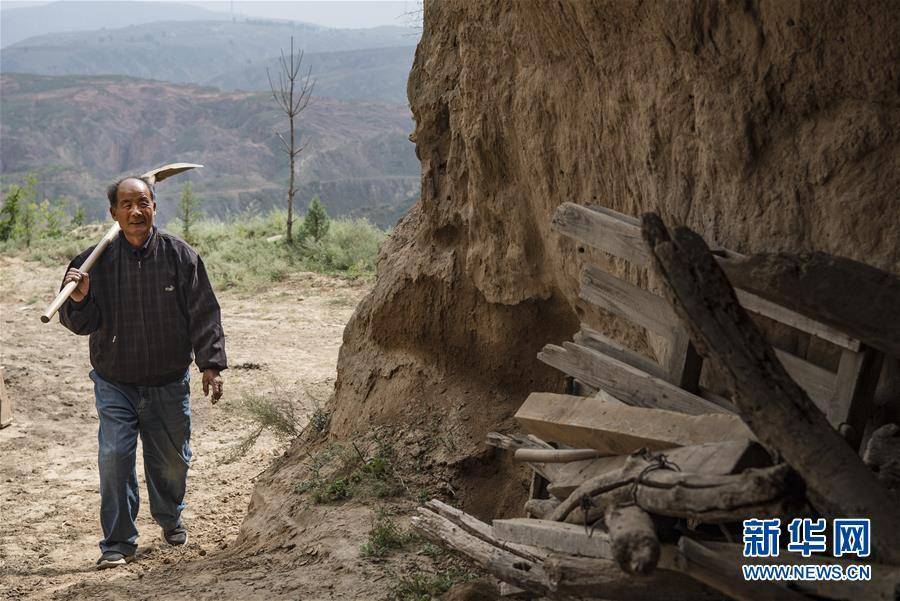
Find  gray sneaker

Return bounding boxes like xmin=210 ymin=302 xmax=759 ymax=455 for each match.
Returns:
xmin=163 ymin=524 xmax=188 ymax=546
xmin=96 ymin=551 xmax=132 ymax=569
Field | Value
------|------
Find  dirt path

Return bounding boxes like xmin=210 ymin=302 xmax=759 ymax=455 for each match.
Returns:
xmin=0 ymin=256 xmax=371 ymax=600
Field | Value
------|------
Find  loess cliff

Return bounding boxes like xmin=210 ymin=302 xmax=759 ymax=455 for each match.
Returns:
xmin=239 ymin=0 xmax=900 ymax=543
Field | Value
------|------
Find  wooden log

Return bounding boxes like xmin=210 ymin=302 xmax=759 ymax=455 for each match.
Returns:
xmin=863 ymin=423 xmax=900 ymax=497
xmin=718 ymin=251 xmax=900 ymax=357
xmin=524 ymin=498 xmax=561 ymax=519
xmin=641 ymin=213 xmax=900 ymax=564
xmin=546 ymin=439 xmax=769 ymax=499
xmin=487 ymin=432 xmax=552 ymax=451
xmin=605 ymin=505 xmax=660 ymax=575
xmin=515 ymin=391 xmax=753 ymax=455
xmin=702 ymin=540 xmax=900 ymax=601
xmin=424 ymin=499 xmax=547 ymax=563
xmin=493 ymin=518 xmax=613 ymax=559
xmin=539 ymin=342 xmax=731 ymax=415
xmin=413 ymin=507 xmax=721 ymax=600
xmin=676 ymin=537 xmax=808 ymax=601
xmin=411 ymin=508 xmax=554 ymax=597
xmin=548 ymin=456 xmax=794 ymax=525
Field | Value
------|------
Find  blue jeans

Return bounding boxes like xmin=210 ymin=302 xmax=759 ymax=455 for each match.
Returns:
xmin=90 ymin=369 xmax=192 ymax=555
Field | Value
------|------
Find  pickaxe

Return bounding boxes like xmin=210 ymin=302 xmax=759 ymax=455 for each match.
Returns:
xmin=40 ymin=163 xmax=202 ymax=323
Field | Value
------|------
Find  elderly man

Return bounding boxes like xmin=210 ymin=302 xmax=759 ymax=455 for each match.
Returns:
xmin=59 ymin=176 xmax=226 ymax=569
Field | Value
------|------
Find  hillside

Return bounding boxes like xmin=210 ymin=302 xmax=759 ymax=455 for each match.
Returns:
xmin=0 ymin=19 xmax=418 ymax=90
xmin=209 ymin=45 xmax=416 ymax=105
xmin=0 ymin=73 xmax=419 ymax=227
xmin=0 ymin=1 xmax=233 ymax=48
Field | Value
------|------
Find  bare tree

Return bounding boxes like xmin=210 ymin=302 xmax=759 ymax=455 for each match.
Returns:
xmin=267 ymin=36 xmax=314 ymax=244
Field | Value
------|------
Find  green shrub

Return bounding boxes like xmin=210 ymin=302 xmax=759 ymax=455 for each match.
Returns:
xmin=361 ymin=509 xmax=412 ymax=557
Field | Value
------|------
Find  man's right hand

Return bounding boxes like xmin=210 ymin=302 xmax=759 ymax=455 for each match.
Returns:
xmin=63 ymin=268 xmax=90 ymax=302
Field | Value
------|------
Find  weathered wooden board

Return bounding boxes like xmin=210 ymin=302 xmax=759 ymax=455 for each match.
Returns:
xmin=553 ymin=202 xmax=863 ymax=350
xmin=830 ymin=346 xmax=885 ymax=450
xmin=773 ymin=348 xmax=835 ymax=411
xmin=0 ymin=366 xmax=11 ymax=428
xmin=735 ymin=288 xmax=860 ymax=351
xmin=574 ymin=324 xmax=667 ymax=380
xmin=515 ymin=392 xmax=754 ymax=455
xmin=493 ymin=518 xmax=614 ymax=559
xmin=546 ymin=439 xmax=770 ymax=499
xmin=538 ymin=342 xmax=730 ymax=415
xmin=551 ymin=202 xmax=650 ymax=266
xmin=580 ymin=264 xmax=679 ymax=340
xmin=720 ymin=251 xmax=897 ymax=356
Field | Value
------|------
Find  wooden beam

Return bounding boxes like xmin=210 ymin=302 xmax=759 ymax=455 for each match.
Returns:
xmin=551 ymin=202 xmax=650 ymax=266
xmin=676 ymin=537 xmax=808 ymax=601
xmin=641 ymin=213 xmax=900 ymax=563
xmin=492 ymin=518 xmax=613 ymax=559
xmin=411 ymin=508 xmax=553 ymax=596
xmin=538 ymin=342 xmax=731 ymax=415
xmin=574 ymin=325 xmax=666 ymax=380
xmin=663 ymin=329 xmax=703 ymax=392
xmin=546 ymin=439 xmax=770 ymax=499
xmin=735 ymin=288 xmax=860 ymax=351
xmin=719 ymin=251 xmax=899 ymax=356
xmin=605 ymin=505 xmax=660 ymax=575
xmin=830 ymin=346 xmax=885 ymax=450
xmin=581 ymin=264 xmax=679 ymax=340
xmin=515 ymin=392 xmax=753 ymax=455
xmin=424 ymin=499 xmax=547 ymax=563
xmin=773 ymin=348 xmax=835 ymax=412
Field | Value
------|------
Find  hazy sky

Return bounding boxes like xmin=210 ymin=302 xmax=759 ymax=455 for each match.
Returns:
xmin=0 ymin=0 xmax=423 ymax=29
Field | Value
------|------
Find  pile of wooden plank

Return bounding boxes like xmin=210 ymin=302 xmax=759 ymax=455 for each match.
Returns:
xmin=412 ymin=205 xmax=900 ymax=600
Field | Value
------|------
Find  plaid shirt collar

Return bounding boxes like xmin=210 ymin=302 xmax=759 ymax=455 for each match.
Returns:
xmin=120 ymin=226 xmax=158 ymax=259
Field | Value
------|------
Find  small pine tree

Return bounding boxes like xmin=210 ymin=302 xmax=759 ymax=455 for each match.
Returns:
xmin=0 ymin=186 xmax=22 ymax=241
xmin=302 ymin=195 xmax=329 ymax=242
xmin=72 ymin=204 xmax=86 ymax=228
xmin=17 ymin=202 xmax=36 ymax=247
xmin=178 ymin=182 xmax=202 ymax=244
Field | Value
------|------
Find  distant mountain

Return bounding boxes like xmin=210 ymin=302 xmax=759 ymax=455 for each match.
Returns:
xmin=1 ymin=20 xmax=419 ymax=90
xmin=0 ymin=1 xmax=234 ymax=48
xmin=0 ymin=73 xmax=419 ymax=228
xmin=209 ymin=45 xmax=415 ymax=104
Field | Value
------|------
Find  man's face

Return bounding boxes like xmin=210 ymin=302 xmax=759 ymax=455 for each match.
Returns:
xmin=110 ymin=178 xmax=156 ymax=241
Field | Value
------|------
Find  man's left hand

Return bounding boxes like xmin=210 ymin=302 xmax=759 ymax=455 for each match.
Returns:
xmin=202 ymin=369 xmax=223 ymax=403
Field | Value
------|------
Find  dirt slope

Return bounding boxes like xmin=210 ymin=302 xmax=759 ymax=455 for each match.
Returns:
xmin=0 ymin=257 xmax=372 ymax=599
xmin=237 ymin=0 xmax=900 ymax=548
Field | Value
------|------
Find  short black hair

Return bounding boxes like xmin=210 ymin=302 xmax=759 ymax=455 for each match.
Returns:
xmin=107 ymin=176 xmax=156 ymax=208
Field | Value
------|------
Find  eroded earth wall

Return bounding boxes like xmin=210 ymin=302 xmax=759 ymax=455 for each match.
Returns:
xmin=241 ymin=0 xmax=900 ymax=538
